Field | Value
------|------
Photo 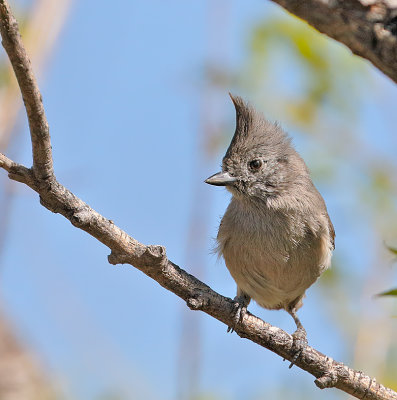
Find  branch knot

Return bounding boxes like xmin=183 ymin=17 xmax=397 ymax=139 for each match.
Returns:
xmin=187 ymin=290 xmax=210 ymax=310
xmin=314 ymin=358 xmax=339 ymax=389
xmin=143 ymin=245 xmax=166 ymax=264
xmin=70 ymin=209 xmax=92 ymax=228
xmin=108 ymin=245 xmax=167 ymax=269
xmin=108 ymin=251 xmax=130 ymax=265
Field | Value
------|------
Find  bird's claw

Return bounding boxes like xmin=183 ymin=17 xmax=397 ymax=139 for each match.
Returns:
xmin=227 ymin=295 xmax=249 ymax=333
xmin=288 ymin=327 xmax=308 ymax=368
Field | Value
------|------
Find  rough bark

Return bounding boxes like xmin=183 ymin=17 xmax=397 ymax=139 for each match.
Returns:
xmin=1 ymin=1 xmax=397 ymax=399
xmin=268 ymin=0 xmax=397 ymax=83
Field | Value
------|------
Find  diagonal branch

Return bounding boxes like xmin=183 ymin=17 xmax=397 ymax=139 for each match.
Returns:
xmin=0 ymin=0 xmax=53 ymax=180
xmin=268 ymin=0 xmax=397 ymax=83
xmin=0 ymin=1 xmax=396 ymax=399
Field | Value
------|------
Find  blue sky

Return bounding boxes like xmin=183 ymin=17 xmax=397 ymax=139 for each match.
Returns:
xmin=1 ymin=0 xmax=397 ymax=399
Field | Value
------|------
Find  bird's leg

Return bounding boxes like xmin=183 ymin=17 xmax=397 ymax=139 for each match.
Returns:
xmin=286 ymin=307 xmax=308 ymax=368
xmin=227 ymin=290 xmax=251 ymax=333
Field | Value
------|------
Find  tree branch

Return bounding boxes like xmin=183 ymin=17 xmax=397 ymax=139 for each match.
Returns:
xmin=1 ymin=1 xmax=396 ymax=399
xmin=268 ymin=0 xmax=397 ymax=83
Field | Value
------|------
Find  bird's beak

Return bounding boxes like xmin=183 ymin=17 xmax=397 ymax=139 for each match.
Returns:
xmin=205 ymin=171 xmax=237 ymax=186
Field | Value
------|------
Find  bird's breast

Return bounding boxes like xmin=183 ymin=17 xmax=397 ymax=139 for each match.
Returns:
xmin=217 ymin=199 xmax=332 ymax=309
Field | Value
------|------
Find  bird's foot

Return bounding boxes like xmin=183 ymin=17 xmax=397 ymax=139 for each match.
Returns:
xmin=288 ymin=327 xmax=308 ymax=368
xmin=227 ymin=294 xmax=250 ymax=333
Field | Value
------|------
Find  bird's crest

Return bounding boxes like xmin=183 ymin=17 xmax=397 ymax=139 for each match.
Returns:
xmin=226 ymin=93 xmax=292 ymax=159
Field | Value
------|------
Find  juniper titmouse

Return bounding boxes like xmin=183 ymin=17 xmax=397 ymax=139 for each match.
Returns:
xmin=205 ymin=95 xmax=335 ymax=365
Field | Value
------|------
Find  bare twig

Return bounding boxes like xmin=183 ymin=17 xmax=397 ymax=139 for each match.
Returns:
xmin=0 ymin=1 xmax=397 ymax=399
xmin=268 ymin=0 xmax=397 ymax=83
xmin=0 ymin=152 xmax=14 ymax=171
xmin=0 ymin=0 xmax=53 ymax=180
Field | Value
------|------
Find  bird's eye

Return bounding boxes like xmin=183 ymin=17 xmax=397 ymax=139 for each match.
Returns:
xmin=249 ymin=159 xmax=262 ymax=171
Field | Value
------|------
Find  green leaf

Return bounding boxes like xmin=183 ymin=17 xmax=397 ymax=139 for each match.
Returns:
xmin=377 ymin=288 xmax=397 ymax=297
xmin=387 ymin=245 xmax=397 ymax=256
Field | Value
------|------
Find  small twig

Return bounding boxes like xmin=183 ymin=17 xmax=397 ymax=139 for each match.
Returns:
xmin=0 ymin=152 xmax=14 ymax=172
xmin=1 ymin=1 xmax=397 ymax=399
xmin=0 ymin=152 xmax=33 ymax=183
xmin=0 ymin=0 xmax=53 ymax=180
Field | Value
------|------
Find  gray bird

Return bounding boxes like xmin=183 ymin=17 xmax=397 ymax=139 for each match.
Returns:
xmin=205 ymin=94 xmax=335 ymax=365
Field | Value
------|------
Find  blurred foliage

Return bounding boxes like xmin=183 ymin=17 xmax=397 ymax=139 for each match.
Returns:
xmin=377 ymin=288 xmax=397 ymax=297
xmin=207 ymin=14 xmax=368 ymax=133
xmin=377 ymin=244 xmax=397 ymax=296
xmin=0 ymin=62 xmax=9 ymax=87
xmin=0 ymin=8 xmax=28 ymax=88
xmin=387 ymin=245 xmax=397 ymax=257
xmin=246 ymin=18 xmax=366 ymax=128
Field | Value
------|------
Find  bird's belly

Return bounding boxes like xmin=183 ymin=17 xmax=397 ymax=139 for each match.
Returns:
xmin=221 ymin=232 xmax=330 ymax=310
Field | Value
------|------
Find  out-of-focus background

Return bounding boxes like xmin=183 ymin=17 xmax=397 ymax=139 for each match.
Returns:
xmin=1 ymin=0 xmax=397 ymax=399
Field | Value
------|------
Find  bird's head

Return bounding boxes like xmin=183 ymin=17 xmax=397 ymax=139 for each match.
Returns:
xmin=206 ymin=94 xmax=307 ymax=201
